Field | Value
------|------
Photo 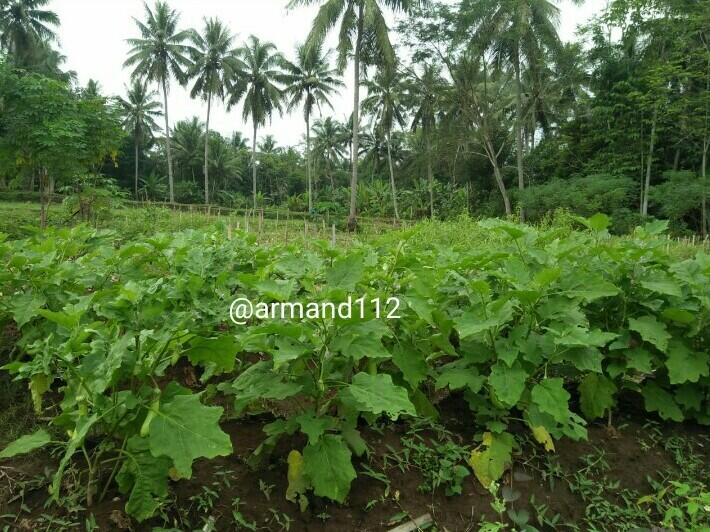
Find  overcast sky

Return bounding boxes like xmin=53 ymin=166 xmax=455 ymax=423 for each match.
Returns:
xmin=52 ymin=0 xmax=602 ymax=148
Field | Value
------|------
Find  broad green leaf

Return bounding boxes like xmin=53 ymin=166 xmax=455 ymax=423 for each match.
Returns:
xmin=586 ymin=213 xmax=611 ymax=232
xmin=347 ymin=373 xmax=416 ymax=420
xmin=488 ymin=363 xmax=527 ymax=407
xmin=116 ymin=436 xmax=171 ymax=522
xmin=325 ymin=255 xmax=364 ymax=291
xmin=675 ymin=384 xmax=703 ymax=412
xmin=666 ymin=340 xmax=709 ymax=384
xmin=149 ymin=393 xmax=232 ymax=479
xmin=186 ymin=336 xmax=239 ymax=373
xmin=640 ymin=274 xmax=682 ymax=297
xmin=662 ymin=308 xmax=695 ymax=325
xmin=455 ymin=299 xmax=515 ymax=339
xmin=254 ymin=279 xmax=296 ymax=301
xmin=642 ymin=382 xmax=683 ymax=422
xmin=9 ymin=290 xmax=46 ymax=327
xmin=435 ymin=366 xmax=484 ymax=393
xmin=625 ymin=347 xmax=654 ymax=373
xmin=392 ymin=346 xmax=428 ymax=388
xmin=219 ymin=362 xmax=303 ymax=413
xmin=330 ymin=320 xmax=391 ymax=360
xmin=467 ymin=431 xmax=514 ymax=488
xmin=295 ymin=412 xmax=336 ymax=445
xmin=0 ymin=429 xmax=51 ymax=459
xmin=272 ymin=337 xmax=310 ymax=369
xmin=553 ymin=326 xmax=618 ymax=348
xmin=564 ymin=348 xmax=603 ymax=373
xmin=578 ymin=374 xmax=616 ymax=420
xmin=303 ymin=435 xmax=356 ymax=503
xmin=531 ymin=379 xmax=570 ymax=424
xmin=629 ymin=316 xmax=671 ymax=352
xmin=37 ymin=308 xmax=80 ymax=329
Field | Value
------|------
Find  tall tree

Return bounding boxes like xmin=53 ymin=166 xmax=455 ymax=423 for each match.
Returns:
xmin=117 ymin=80 xmax=162 ymax=198
xmin=227 ymin=35 xmax=284 ymax=211
xmin=289 ymin=0 xmax=420 ymax=230
xmin=0 ymin=0 xmax=58 ymax=58
xmin=460 ymin=0 xmax=581 ymax=222
xmin=188 ymin=18 xmax=237 ymax=204
xmin=408 ymin=63 xmax=445 ymax=218
xmin=281 ymin=43 xmax=343 ymax=212
xmin=312 ymin=117 xmax=347 ymax=190
xmin=125 ymin=0 xmax=192 ymax=203
xmin=363 ymin=66 xmax=406 ymax=220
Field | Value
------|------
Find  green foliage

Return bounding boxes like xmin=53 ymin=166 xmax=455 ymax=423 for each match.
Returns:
xmin=1 ymin=213 xmax=708 ymax=520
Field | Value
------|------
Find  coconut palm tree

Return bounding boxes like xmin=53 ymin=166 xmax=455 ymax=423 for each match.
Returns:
xmin=0 ymin=0 xmax=59 ymax=58
xmin=172 ymin=117 xmax=204 ymax=182
xmin=188 ymin=18 xmax=238 ymax=204
xmin=228 ymin=131 xmax=247 ymax=150
xmin=125 ymin=1 xmax=192 ymax=204
xmin=407 ymin=62 xmax=446 ymax=218
xmin=459 ymin=0 xmax=582 ymax=221
xmin=117 ymin=81 xmax=163 ymax=198
xmin=281 ymin=43 xmax=344 ymax=212
xmin=288 ymin=0 xmax=421 ymax=229
xmin=363 ymin=66 xmax=406 ymax=220
xmin=312 ymin=117 xmax=347 ymax=190
xmin=227 ymin=36 xmax=285 ymax=211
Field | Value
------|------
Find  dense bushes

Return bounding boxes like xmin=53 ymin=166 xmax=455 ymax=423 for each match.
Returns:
xmin=1 ymin=215 xmax=708 ymax=521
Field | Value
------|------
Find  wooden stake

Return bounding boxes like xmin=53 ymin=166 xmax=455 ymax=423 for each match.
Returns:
xmin=331 ymin=224 xmax=336 ymax=246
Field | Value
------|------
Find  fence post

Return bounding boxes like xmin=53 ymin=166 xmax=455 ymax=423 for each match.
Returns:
xmin=331 ymin=224 xmax=336 ymax=247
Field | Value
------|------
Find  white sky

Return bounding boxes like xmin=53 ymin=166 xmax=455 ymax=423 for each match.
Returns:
xmin=52 ymin=0 xmax=602 ymax=148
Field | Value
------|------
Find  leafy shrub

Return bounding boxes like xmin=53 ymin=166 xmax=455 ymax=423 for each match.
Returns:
xmin=0 ymin=215 xmax=708 ymax=522
xmin=519 ymin=174 xmax=640 ymax=233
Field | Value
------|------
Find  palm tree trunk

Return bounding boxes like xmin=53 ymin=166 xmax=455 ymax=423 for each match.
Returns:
xmin=386 ymin=131 xmax=399 ymax=221
xmin=134 ymin=135 xmax=139 ymax=199
xmin=252 ymin=120 xmax=258 ymax=211
xmin=514 ymin=56 xmax=525 ymax=222
xmin=306 ymin=112 xmax=312 ymax=213
xmin=426 ymin=129 xmax=434 ymax=218
xmin=204 ymin=91 xmax=212 ymax=205
xmin=642 ymin=104 xmax=658 ymax=217
xmin=161 ymin=78 xmax=175 ymax=203
xmin=348 ymin=4 xmax=365 ymax=231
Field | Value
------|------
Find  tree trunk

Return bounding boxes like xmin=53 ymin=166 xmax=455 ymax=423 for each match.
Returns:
xmin=702 ymin=135 xmax=708 ymax=237
xmin=347 ymin=4 xmax=365 ymax=231
xmin=39 ymin=168 xmax=49 ymax=230
xmin=252 ymin=121 xmax=258 ymax=211
xmin=306 ymin=112 xmax=312 ymax=213
xmin=161 ymin=78 xmax=175 ymax=204
xmin=642 ymin=104 xmax=658 ymax=217
xmin=514 ymin=56 xmax=526 ymax=222
xmin=484 ymin=137 xmax=512 ymax=215
xmin=426 ymin=129 xmax=434 ymax=218
xmin=386 ymin=131 xmax=399 ymax=221
xmin=204 ymin=91 xmax=212 ymax=205
xmin=134 ymin=135 xmax=140 ymax=199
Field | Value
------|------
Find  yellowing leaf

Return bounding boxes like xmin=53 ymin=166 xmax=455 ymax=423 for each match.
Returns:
xmin=286 ymin=450 xmax=309 ymax=512
xmin=530 ymin=425 xmax=555 ymax=452
xmin=29 ymin=374 xmax=50 ymax=415
xmin=468 ymin=432 xmax=514 ymax=488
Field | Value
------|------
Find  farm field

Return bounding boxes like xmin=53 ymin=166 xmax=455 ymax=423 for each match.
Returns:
xmin=1 ymin=211 xmax=708 ymax=531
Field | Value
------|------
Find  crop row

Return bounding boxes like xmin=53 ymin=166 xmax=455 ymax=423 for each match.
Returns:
xmin=0 ymin=215 xmax=708 ymax=521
